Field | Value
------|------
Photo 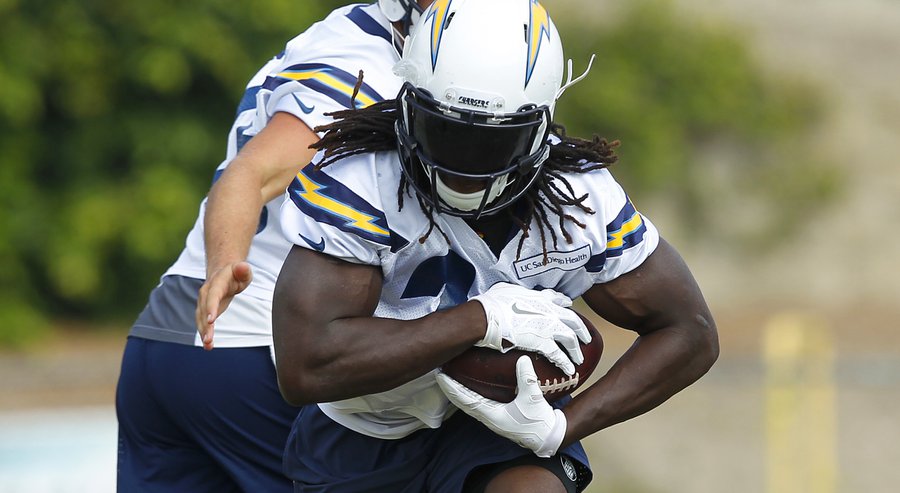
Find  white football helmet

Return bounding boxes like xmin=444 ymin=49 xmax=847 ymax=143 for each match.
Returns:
xmin=392 ymin=0 xmax=566 ymax=218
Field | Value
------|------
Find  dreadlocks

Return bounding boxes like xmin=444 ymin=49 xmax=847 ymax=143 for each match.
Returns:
xmin=311 ymin=100 xmax=619 ymax=261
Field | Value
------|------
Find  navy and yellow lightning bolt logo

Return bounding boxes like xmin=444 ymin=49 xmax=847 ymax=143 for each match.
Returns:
xmin=426 ymin=0 xmax=454 ymax=70
xmin=584 ymin=198 xmax=648 ymax=272
xmin=605 ymin=199 xmax=647 ymax=257
xmin=287 ymin=165 xmax=392 ymax=245
xmin=269 ymin=63 xmax=384 ymax=109
xmin=526 ymin=0 xmax=552 ymax=88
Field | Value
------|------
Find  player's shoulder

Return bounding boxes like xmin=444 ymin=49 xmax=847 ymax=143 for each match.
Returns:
xmin=285 ymin=151 xmax=411 ymax=247
xmin=284 ymin=3 xmax=392 ymax=57
xmin=293 ymin=151 xmax=388 ymax=209
xmin=273 ymin=3 xmax=398 ymax=105
xmin=556 ymin=166 xmax=626 ymax=213
xmin=288 ymin=152 xmax=398 ymax=217
xmin=546 ymin=161 xmax=653 ymax=256
xmin=545 ymin=134 xmax=625 ymax=206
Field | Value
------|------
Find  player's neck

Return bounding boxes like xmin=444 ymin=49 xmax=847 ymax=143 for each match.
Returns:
xmin=465 ymin=210 xmax=517 ymax=258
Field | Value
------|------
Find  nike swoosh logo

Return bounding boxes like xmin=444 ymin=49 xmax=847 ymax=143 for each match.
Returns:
xmin=298 ymin=233 xmax=325 ymax=251
xmin=510 ymin=303 xmax=544 ymax=316
xmin=292 ymin=94 xmax=315 ymax=114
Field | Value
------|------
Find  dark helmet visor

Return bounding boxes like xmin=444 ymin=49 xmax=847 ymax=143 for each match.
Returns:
xmin=402 ymin=85 xmax=547 ymax=176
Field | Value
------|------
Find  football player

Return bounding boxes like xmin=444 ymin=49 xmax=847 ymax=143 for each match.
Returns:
xmin=272 ymin=0 xmax=719 ymax=492
xmin=115 ymin=1 xmax=432 ymax=492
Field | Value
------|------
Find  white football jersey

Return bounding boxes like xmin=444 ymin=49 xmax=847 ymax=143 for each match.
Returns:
xmin=279 ymin=150 xmax=660 ymax=438
xmin=162 ymin=3 xmax=403 ymax=347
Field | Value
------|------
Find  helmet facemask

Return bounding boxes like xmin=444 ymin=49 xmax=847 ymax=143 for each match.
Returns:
xmin=396 ymin=83 xmax=551 ymax=219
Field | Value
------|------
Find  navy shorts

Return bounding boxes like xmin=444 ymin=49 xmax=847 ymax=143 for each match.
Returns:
xmin=116 ymin=337 xmax=301 ymax=492
xmin=284 ymin=402 xmax=592 ymax=492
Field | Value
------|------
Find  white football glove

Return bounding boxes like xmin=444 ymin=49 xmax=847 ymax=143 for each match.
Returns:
xmin=471 ymin=282 xmax=591 ymax=375
xmin=436 ymin=355 xmax=567 ymax=458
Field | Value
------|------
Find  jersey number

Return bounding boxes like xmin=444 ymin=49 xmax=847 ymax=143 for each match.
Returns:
xmin=401 ymin=251 xmax=476 ymax=307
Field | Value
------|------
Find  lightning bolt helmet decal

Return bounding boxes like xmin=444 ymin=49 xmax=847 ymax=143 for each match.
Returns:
xmin=526 ymin=0 xmax=552 ymax=88
xmin=426 ymin=0 xmax=454 ymax=70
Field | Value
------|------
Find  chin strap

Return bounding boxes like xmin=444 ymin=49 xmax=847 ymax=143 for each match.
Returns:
xmin=387 ymin=1 xmax=424 ymax=56
xmin=390 ymin=24 xmax=406 ymax=56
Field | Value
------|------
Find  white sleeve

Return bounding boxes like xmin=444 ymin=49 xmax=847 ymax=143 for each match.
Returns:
xmin=279 ymin=158 xmax=393 ymax=266
xmin=254 ymin=6 xmax=401 ymax=134
xmin=582 ymin=170 xmax=660 ymax=283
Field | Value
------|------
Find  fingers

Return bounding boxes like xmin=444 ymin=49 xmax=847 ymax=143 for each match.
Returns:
xmin=197 ymin=292 xmax=217 ymax=351
xmin=197 ymin=274 xmax=227 ymax=350
xmin=435 ymin=372 xmax=482 ymax=408
xmin=557 ymin=308 xmax=591 ymax=344
xmin=515 ymin=355 xmax=539 ymax=388
xmin=540 ymin=291 xmax=590 ymax=345
xmin=540 ymin=288 xmax=573 ymax=308
xmin=554 ymin=329 xmax=584 ymax=366
xmin=514 ymin=356 xmax=547 ymax=402
xmin=195 ymin=290 xmax=205 ymax=334
xmin=201 ymin=327 xmax=215 ymax=351
xmin=540 ymin=344 xmax=576 ymax=376
xmin=231 ymin=261 xmax=253 ymax=287
xmin=546 ymin=307 xmax=588 ymax=364
xmin=195 ymin=262 xmax=253 ymax=351
xmin=196 ymin=282 xmax=215 ymax=350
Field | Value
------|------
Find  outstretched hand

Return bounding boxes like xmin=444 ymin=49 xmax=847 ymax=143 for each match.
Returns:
xmin=196 ymin=261 xmax=253 ymax=350
xmin=436 ymin=355 xmax=567 ymax=458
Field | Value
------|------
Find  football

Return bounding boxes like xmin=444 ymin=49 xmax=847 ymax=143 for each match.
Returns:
xmin=441 ymin=310 xmax=603 ymax=403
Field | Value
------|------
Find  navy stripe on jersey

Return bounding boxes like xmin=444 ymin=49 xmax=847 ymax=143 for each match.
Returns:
xmin=585 ymin=198 xmax=647 ymax=272
xmin=234 ymin=51 xmax=286 ymax=117
xmin=288 ymin=164 xmax=407 ymax=248
xmin=234 ymin=123 xmax=253 ymax=153
xmin=263 ymin=63 xmax=385 ymax=109
xmin=235 ymin=86 xmax=261 ymax=117
xmin=605 ymin=198 xmax=647 ymax=257
xmin=346 ymin=5 xmax=392 ymax=43
xmin=584 ymin=251 xmax=607 ymax=273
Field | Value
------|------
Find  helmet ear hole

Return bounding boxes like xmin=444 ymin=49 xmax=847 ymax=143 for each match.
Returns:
xmin=444 ymin=12 xmax=456 ymax=29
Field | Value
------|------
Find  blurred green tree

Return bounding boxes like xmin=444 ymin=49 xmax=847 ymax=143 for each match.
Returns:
xmin=0 ymin=0 xmax=332 ymax=345
xmin=554 ymin=0 xmax=840 ymax=246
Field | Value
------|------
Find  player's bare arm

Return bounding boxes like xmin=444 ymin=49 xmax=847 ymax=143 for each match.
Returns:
xmin=196 ymin=112 xmax=319 ymax=349
xmin=561 ymin=237 xmax=719 ymax=447
xmin=272 ymin=246 xmax=488 ymax=405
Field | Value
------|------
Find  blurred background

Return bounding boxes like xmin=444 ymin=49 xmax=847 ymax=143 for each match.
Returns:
xmin=0 ymin=0 xmax=897 ymax=491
